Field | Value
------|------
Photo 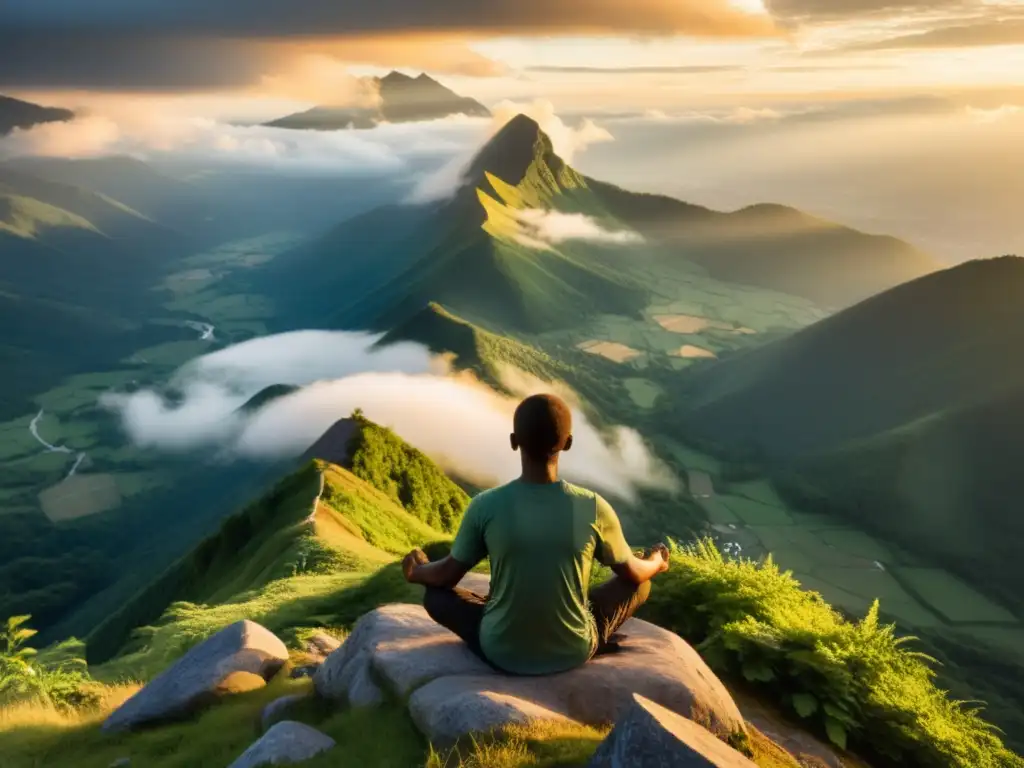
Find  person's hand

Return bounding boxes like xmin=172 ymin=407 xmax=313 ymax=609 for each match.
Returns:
xmin=402 ymin=548 xmax=429 ymax=583
xmin=647 ymin=543 xmax=671 ymax=574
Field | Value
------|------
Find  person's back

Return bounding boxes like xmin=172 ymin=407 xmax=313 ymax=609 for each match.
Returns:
xmin=452 ymin=479 xmax=628 ymax=675
xmin=402 ymin=393 xmax=669 ymax=676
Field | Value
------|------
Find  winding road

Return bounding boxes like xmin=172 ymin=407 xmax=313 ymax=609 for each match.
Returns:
xmin=185 ymin=321 xmax=216 ymax=341
xmin=29 ymin=409 xmax=87 ymax=480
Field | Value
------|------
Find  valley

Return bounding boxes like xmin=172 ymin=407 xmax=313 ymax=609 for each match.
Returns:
xmin=0 ymin=108 xmax=1021 ymax=765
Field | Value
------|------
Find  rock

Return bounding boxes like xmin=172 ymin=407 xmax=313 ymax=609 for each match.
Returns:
xmin=306 ymin=631 xmax=342 ymax=658
xmin=588 ymin=694 xmax=757 ymax=768
xmin=261 ymin=694 xmax=308 ymax=732
xmin=290 ymin=665 xmax=318 ymax=679
xmin=318 ymin=602 xmax=745 ymax=749
xmin=228 ymin=721 xmax=335 ymax=768
xmin=108 ymin=759 xmax=131 ymax=768
xmin=410 ymin=683 xmax=573 ymax=747
xmin=456 ymin=571 xmax=491 ymax=596
xmin=103 ymin=620 xmax=289 ymax=732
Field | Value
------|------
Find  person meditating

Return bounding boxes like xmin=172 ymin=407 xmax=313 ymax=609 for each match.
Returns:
xmin=401 ymin=393 xmax=670 ymax=676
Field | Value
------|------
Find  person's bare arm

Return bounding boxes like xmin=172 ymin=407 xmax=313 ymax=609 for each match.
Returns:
xmin=402 ymin=549 xmax=471 ymax=589
xmin=610 ymin=543 xmax=670 ymax=586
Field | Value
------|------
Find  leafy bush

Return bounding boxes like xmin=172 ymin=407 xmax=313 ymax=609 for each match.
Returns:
xmin=347 ymin=414 xmax=469 ymax=533
xmin=641 ymin=540 xmax=1023 ymax=768
xmin=1 ymin=616 xmax=94 ymax=711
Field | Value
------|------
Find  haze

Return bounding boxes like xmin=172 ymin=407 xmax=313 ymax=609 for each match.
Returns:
xmin=1 ymin=0 xmax=1022 ymax=261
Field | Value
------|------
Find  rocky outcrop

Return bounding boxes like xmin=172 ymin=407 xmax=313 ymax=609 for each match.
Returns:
xmin=314 ymin=601 xmax=745 ymax=748
xmin=261 ymin=694 xmax=309 ymax=732
xmin=103 ymin=621 xmax=288 ymax=732
xmin=589 ymin=694 xmax=758 ymax=767
xmin=228 ymin=721 xmax=335 ymax=768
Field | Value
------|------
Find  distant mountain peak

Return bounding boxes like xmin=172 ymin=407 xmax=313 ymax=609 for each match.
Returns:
xmin=266 ymin=71 xmax=489 ymax=130
xmin=0 ymin=94 xmax=74 ymax=136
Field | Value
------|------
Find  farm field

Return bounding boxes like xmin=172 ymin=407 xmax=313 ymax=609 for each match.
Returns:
xmin=656 ymin=438 xmax=1024 ymax=659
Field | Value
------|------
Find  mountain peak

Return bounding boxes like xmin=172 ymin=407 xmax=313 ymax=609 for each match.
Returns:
xmin=466 ymin=114 xmax=556 ymax=187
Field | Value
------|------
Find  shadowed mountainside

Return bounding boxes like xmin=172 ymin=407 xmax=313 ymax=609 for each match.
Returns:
xmin=674 ymin=255 xmax=1024 ymax=610
xmin=0 ymin=94 xmax=74 ymax=136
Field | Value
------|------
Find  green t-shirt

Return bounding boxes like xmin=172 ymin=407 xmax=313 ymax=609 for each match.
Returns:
xmin=450 ymin=478 xmax=633 ymax=676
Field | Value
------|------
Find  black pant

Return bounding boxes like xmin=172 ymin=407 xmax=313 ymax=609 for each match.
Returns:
xmin=423 ymin=576 xmax=652 ymax=672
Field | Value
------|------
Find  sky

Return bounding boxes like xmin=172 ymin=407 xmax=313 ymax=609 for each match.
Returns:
xmin=3 ymin=0 xmax=1023 ymax=115
xmin=0 ymin=0 xmax=1022 ymax=260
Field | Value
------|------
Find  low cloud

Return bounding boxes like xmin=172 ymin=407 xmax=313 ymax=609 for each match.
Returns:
xmin=841 ymin=17 xmax=1024 ymax=51
xmin=514 ymin=209 xmax=644 ymax=249
xmin=102 ymin=331 xmax=675 ymax=501
xmin=0 ymin=108 xmax=487 ymax=178
xmin=965 ymin=104 xmax=1022 ymax=124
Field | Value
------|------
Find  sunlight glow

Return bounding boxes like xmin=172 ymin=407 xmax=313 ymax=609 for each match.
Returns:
xmin=728 ymin=0 xmax=768 ymax=14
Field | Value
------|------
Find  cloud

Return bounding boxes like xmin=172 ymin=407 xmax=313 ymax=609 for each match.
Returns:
xmin=764 ymin=0 xmax=966 ymax=20
xmin=965 ymin=104 xmax=1022 ymax=123
xmin=0 ymin=1 xmax=774 ymax=91
xmin=2 ymin=1 xmax=775 ymax=38
xmin=102 ymin=330 xmax=675 ymax=501
xmin=526 ymin=65 xmax=746 ymax=74
xmin=513 ymin=210 xmax=644 ymax=249
xmin=0 ymin=108 xmax=487 ymax=178
xmin=843 ymin=17 xmax=1024 ymax=50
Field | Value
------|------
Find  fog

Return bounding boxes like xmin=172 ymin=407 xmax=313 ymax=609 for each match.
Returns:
xmin=576 ymin=98 xmax=1024 ymax=262
xmin=514 ymin=209 xmax=643 ymax=248
xmin=5 ymin=92 xmax=1020 ymax=260
xmin=102 ymin=331 xmax=676 ymax=501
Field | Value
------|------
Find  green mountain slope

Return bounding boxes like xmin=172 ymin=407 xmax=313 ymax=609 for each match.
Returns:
xmin=265 ymin=113 xmax=931 ymax=339
xmin=265 ymin=115 xmax=657 ymax=333
xmin=377 ymin=302 xmax=570 ymax=387
xmin=87 ymin=416 xmax=468 ymax=665
xmin=674 ymin=255 xmax=1024 ymax=609
xmin=0 ymin=166 xmax=189 ymax=416
xmin=0 ymin=94 xmax=73 ymax=136
xmin=4 ymin=155 xmax=210 ymax=230
xmin=589 ymin=185 xmax=938 ymax=308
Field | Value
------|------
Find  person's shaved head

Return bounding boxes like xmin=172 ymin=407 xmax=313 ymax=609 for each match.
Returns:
xmin=512 ymin=394 xmax=573 ymax=459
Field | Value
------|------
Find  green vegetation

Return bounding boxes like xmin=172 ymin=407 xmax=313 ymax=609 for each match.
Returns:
xmin=1 ymin=616 xmax=94 ymax=712
xmin=641 ymin=540 xmax=1023 ymax=768
xmin=677 ymin=257 xmax=1024 ymax=615
xmin=347 ymin=413 xmax=469 ymax=533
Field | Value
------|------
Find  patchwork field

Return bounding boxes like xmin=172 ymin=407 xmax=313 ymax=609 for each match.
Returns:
xmin=540 ymin=270 xmax=825 ymax=379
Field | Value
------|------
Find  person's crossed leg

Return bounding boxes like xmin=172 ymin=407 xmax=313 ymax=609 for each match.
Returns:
xmin=423 ymin=573 xmax=652 ymax=670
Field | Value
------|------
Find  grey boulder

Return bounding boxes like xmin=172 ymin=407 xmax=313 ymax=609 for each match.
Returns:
xmin=589 ymin=694 xmax=758 ymax=768
xmin=103 ymin=620 xmax=288 ymax=732
xmin=228 ymin=721 xmax=335 ymax=768
xmin=261 ymin=693 xmax=308 ymax=732
xmin=316 ymin=601 xmax=745 ymax=749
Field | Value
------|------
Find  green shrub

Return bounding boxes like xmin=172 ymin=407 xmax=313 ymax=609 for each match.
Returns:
xmin=347 ymin=414 xmax=469 ymax=533
xmin=641 ymin=540 xmax=1023 ymax=768
xmin=1 ymin=616 xmax=94 ymax=711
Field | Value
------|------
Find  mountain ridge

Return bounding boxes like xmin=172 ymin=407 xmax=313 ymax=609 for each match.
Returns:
xmin=0 ymin=94 xmax=74 ymax=136
xmin=263 ymin=113 xmax=934 ymax=335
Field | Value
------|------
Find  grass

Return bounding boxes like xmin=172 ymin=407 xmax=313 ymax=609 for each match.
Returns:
xmin=895 ymin=568 xmax=1019 ymax=624
xmin=640 ymin=540 xmax=1023 ymax=768
xmin=622 ymin=378 xmax=662 ymax=409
